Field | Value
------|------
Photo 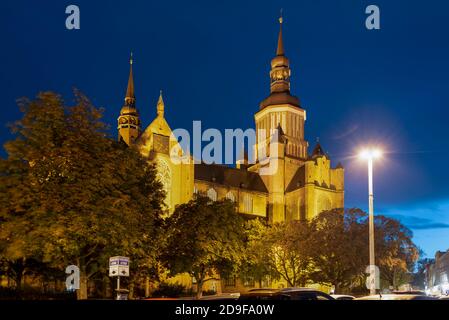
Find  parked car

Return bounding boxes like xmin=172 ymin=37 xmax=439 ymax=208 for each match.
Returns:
xmin=239 ymin=288 xmax=335 ymax=300
xmin=356 ymin=294 xmax=438 ymax=300
xmin=200 ymin=293 xmax=240 ymax=300
xmin=331 ymin=294 xmax=355 ymax=300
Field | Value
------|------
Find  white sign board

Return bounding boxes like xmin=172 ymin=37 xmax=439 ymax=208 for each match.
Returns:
xmin=109 ymin=256 xmax=130 ymax=277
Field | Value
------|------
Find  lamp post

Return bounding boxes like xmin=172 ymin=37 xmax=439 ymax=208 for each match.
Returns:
xmin=359 ymin=148 xmax=382 ymax=295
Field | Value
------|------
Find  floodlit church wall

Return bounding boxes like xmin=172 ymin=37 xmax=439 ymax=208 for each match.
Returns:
xmin=330 ymin=167 xmax=344 ymax=191
xmin=285 ymin=188 xmax=305 ymax=221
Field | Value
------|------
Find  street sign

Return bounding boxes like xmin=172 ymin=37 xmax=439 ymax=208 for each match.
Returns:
xmin=109 ymin=256 xmax=130 ymax=277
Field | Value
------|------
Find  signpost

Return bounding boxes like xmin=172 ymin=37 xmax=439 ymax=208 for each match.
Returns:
xmin=109 ymin=256 xmax=130 ymax=300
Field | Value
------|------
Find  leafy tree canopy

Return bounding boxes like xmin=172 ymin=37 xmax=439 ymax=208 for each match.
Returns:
xmin=0 ymin=91 xmax=165 ymax=299
xmin=162 ymin=196 xmax=247 ymax=298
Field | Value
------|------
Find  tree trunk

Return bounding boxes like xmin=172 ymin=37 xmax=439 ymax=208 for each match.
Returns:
xmin=129 ymin=282 xmax=135 ymax=300
xmin=196 ymin=275 xmax=205 ymax=300
xmin=13 ymin=258 xmax=26 ymax=290
xmin=77 ymin=265 xmax=88 ymax=300
xmin=334 ymin=283 xmax=340 ymax=294
xmin=145 ymin=276 xmax=150 ymax=297
xmin=16 ymin=272 xmax=23 ymax=290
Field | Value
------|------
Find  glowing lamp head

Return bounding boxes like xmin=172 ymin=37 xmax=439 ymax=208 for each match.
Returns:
xmin=359 ymin=148 xmax=382 ymax=160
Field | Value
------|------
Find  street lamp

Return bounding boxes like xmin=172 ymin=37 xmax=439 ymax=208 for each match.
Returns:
xmin=359 ymin=148 xmax=382 ymax=295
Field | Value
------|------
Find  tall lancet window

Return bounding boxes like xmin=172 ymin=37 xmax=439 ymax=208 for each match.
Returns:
xmin=243 ymin=194 xmax=253 ymax=214
xmin=226 ymin=191 xmax=235 ymax=202
xmin=207 ymin=188 xmax=217 ymax=201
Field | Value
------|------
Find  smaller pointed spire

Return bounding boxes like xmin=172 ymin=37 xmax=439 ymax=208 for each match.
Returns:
xmin=276 ymin=10 xmax=285 ymax=56
xmin=312 ymin=141 xmax=326 ymax=158
xmin=157 ymin=90 xmax=165 ymax=117
xmin=125 ymin=52 xmax=135 ymax=106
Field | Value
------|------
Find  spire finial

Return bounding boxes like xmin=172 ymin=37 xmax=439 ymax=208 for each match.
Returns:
xmin=276 ymin=11 xmax=285 ymax=56
xmin=157 ymin=90 xmax=165 ymax=117
xmin=124 ymin=52 xmax=135 ymax=106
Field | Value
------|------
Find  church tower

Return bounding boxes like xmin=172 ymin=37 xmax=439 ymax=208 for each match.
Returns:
xmin=254 ymin=15 xmax=308 ymax=160
xmin=118 ymin=54 xmax=141 ymax=146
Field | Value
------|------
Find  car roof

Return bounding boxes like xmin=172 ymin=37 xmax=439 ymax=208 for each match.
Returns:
xmin=248 ymin=288 xmax=279 ymax=292
xmin=356 ymin=294 xmax=438 ymax=300
xmin=280 ymin=287 xmax=321 ymax=292
xmin=392 ymin=290 xmax=426 ymax=295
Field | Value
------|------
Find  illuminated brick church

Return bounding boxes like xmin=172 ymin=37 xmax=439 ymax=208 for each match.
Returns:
xmin=117 ymin=18 xmax=344 ymax=226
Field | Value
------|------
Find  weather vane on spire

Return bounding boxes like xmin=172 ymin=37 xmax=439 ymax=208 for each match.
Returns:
xmin=130 ymin=52 xmax=133 ymax=65
xmin=279 ymin=8 xmax=283 ymax=24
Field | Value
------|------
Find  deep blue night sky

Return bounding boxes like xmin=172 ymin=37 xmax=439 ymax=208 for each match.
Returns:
xmin=1 ymin=0 xmax=448 ymax=256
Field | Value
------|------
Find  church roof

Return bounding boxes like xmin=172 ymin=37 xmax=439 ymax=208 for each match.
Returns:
xmin=285 ymin=165 xmax=306 ymax=193
xmin=311 ymin=142 xmax=327 ymax=158
xmin=194 ymin=163 xmax=268 ymax=193
xmin=260 ymin=91 xmax=301 ymax=109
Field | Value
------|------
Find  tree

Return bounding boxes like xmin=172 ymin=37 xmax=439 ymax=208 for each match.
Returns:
xmin=375 ymin=215 xmax=419 ymax=290
xmin=161 ymin=196 xmax=247 ymax=299
xmin=412 ymin=257 xmax=433 ymax=290
xmin=239 ymin=219 xmax=279 ymax=288
xmin=260 ymin=221 xmax=315 ymax=287
xmin=309 ymin=208 xmax=367 ymax=293
xmin=0 ymin=91 xmax=165 ymax=299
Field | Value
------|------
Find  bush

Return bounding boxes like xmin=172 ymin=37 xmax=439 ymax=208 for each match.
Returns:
xmin=151 ymin=282 xmax=186 ymax=298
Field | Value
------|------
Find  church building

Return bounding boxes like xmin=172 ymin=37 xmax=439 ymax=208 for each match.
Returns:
xmin=116 ymin=17 xmax=345 ymax=291
xmin=117 ymin=18 xmax=344 ymax=224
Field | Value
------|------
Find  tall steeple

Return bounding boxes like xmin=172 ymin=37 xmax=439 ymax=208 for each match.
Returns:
xmin=276 ymin=14 xmax=284 ymax=56
xmin=270 ymin=14 xmax=291 ymax=94
xmin=124 ymin=53 xmax=136 ymax=107
xmin=255 ymin=13 xmax=307 ymax=161
xmin=259 ymin=13 xmax=300 ymax=109
xmin=118 ymin=53 xmax=141 ymax=146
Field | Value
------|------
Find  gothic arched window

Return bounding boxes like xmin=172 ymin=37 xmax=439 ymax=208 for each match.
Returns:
xmin=207 ymin=188 xmax=217 ymax=201
xmin=243 ymin=194 xmax=253 ymax=213
xmin=226 ymin=191 xmax=235 ymax=202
